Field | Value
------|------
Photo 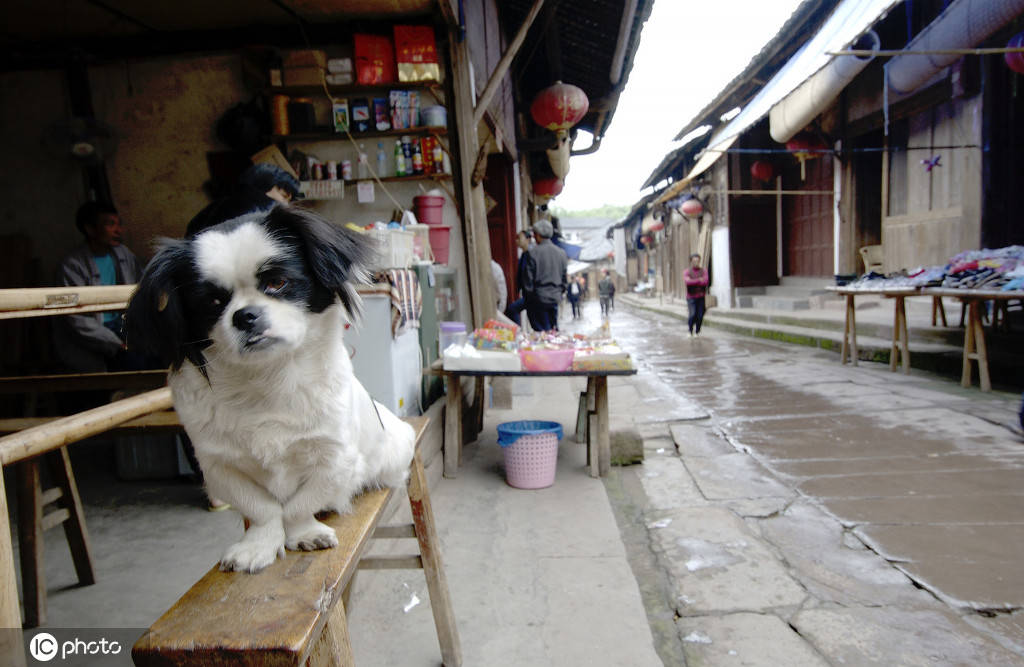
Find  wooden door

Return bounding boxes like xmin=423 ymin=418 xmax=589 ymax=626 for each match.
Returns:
xmin=484 ymin=154 xmax=517 ymax=301
xmin=782 ymin=157 xmax=833 ymax=276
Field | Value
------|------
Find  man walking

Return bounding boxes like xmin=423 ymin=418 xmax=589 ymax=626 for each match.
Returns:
xmin=598 ymin=269 xmax=615 ymax=318
xmin=523 ymin=219 xmax=567 ymax=331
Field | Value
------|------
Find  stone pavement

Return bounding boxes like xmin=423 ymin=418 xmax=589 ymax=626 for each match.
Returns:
xmin=605 ymin=294 xmax=1024 ymax=665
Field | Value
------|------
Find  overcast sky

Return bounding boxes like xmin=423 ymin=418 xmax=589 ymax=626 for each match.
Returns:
xmin=555 ymin=0 xmax=805 ymax=211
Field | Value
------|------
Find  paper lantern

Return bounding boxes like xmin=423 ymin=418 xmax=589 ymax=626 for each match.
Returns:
xmin=1006 ymin=32 xmax=1024 ymax=75
xmin=533 ymin=177 xmax=564 ymax=203
xmin=680 ymin=198 xmax=704 ymax=217
xmin=750 ymin=160 xmax=775 ymax=182
xmin=530 ymin=81 xmax=589 ymax=138
xmin=786 ymin=132 xmax=828 ymax=179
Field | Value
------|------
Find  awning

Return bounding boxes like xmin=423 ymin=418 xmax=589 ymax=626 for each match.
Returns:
xmin=655 ymin=0 xmax=900 ymax=204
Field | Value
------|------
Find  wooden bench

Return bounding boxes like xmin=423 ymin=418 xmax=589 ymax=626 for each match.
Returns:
xmin=132 ymin=416 xmax=462 ymax=667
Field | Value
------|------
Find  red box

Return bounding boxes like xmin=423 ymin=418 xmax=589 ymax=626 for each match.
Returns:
xmin=354 ymin=34 xmax=396 ymax=85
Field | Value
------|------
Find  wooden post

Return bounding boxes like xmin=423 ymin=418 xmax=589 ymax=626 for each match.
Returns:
xmin=16 ymin=460 xmax=46 ymax=627
xmin=962 ymin=300 xmax=991 ymax=391
xmin=841 ymin=293 xmax=858 ymax=366
xmin=443 ymin=376 xmax=462 ymax=478
xmin=595 ymin=376 xmax=610 ymax=477
xmin=408 ymin=451 xmax=462 ymax=667
xmin=0 ymin=467 xmax=26 ymax=665
xmin=889 ymin=295 xmax=909 ymax=374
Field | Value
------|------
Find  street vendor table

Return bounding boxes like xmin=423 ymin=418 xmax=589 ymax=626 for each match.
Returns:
xmin=827 ymin=286 xmax=922 ymax=372
xmin=922 ymin=287 xmax=1024 ymax=391
xmin=429 ymin=361 xmax=636 ymax=479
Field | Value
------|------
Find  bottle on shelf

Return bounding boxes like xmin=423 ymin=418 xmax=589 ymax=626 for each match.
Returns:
xmin=394 ymin=140 xmax=407 ymax=177
xmin=432 ymin=140 xmax=445 ymax=174
xmin=412 ymin=141 xmax=424 ymax=175
xmin=376 ymin=142 xmax=388 ymax=178
xmin=401 ymin=136 xmax=414 ymax=175
xmin=357 ymin=143 xmax=369 ymax=180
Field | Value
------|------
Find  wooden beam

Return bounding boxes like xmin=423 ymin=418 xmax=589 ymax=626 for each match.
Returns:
xmin=0 ymin=388 xmax=173 ymax=466
xmin=0 ymin=285 xmax=135 ymax=314
xmin=473 ymin=0 xmax=545 ymax=126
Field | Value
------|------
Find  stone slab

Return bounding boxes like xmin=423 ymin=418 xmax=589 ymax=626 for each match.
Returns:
xmin=684 ymin=453 xmax=795 ymax=501
xmin=758 ymin=502 xmax=935 ymax=608
xmin=798 ymin=467 xmax=1024 ymax=499
xmin=792 ymin=606 xmax=1024 ymax=666
xmin=637 ymin=456 xmax=706 ymax=510
xmin=646 ymin=507 xmax=807 ymax=615
xmin=855 ymin=524 xmax=1024 ymax=610
xmin=669 ymin=423 xmax=736 ymax=457
xmin=677 ymin=612 xmax=828 ymax=666
xmin=773 ymin=452 xmax=1024 ymax=479
xmin=821 ymin=493 xmax=1024 ymax=526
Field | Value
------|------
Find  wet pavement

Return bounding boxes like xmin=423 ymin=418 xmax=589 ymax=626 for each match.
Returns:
xmin=602 ymin=295 xmax=1024 ymax=665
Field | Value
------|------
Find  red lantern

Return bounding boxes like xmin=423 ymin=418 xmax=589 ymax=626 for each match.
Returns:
xmin=750 ymin=160 xmax=775 ymax=182
xmin=533 ymin=177 xmax=564 ymax=203
xmin=1006 ymin=32 xmax=1024 ymax=75
xmin=530 ymin=81 xmax=589 ymax=138
xmin=680 ymin=198 xmax=703 ymax=217
xmin=786 ymin=132 xmax=828 ymax=179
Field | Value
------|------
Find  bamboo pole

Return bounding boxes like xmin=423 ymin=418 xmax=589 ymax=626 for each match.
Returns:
xmin=0 ymin=388 xmax=173 ymax=466
xmin=0 ymin=285 xmax=135 ymax=313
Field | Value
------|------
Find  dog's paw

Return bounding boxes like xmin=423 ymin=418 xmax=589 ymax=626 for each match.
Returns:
xmin=285 ymin=519 xmax=339 ymax=552
xmin=219 ymin=538 xmax=284 ymax=573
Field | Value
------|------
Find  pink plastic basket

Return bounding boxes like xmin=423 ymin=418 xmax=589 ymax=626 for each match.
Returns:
xmin=503 ymin=432 xmax=559 ymax=489
xmin=519 ymin=348 xmax=574 ymax=372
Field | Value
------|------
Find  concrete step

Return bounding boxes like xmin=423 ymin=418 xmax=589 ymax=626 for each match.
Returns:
xmin=749 ymin=295 xmax=811 ymax=311
xmin=763 ymin=285 xmax=831 ymax=298
xmin=779 ymin=276 xmax=833 ymax=289
xmin=710 ymin=307 xmax=966 ymax=347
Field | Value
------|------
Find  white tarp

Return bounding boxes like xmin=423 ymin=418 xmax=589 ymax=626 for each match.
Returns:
xmin=680 ymin=0 xmax=901 ymax=183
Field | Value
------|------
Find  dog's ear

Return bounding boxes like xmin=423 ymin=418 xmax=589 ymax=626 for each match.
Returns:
xmin=125 ymin=239 xmax=198 ymax=372
xmin=264 ymin=206 xmax=372 ymax=315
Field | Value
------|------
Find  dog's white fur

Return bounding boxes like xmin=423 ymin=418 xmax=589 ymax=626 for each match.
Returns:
xmin=155 ymin=219 xmax=414 ymax=573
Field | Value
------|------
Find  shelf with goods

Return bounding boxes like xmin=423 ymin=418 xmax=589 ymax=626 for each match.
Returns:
xmin=266 ymin=81 xmax=443 ymax=99
xmin=299 ymin=173 xmax=452 ymax=201
xmin=273 ymin=126 xmax=447 ymax=144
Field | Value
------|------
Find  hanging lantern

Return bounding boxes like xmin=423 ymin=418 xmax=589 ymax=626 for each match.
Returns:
xmin=1006 ymin=32 xmax=1024 ymax=75
xmin=750 ymin=160 xmax=775 ymax=183
xmin=680 ymin=198 xmax=704 ymax=218
xmin=533 ymin=177 xmax=564 ymax=203
xmin=530 ymin=81 xmax=589 ymax=139
xmin=786 ymin=132 xmax=828 ymax=180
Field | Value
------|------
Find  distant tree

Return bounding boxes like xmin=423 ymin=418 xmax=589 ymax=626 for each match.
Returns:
xmin=550 ymin=203 xmax=631 ymax=220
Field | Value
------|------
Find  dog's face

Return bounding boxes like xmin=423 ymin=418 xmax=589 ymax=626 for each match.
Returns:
xmin=127 ymin=206 xmax=370 ymax=373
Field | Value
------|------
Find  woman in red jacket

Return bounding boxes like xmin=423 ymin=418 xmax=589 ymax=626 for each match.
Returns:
xmin=683 ymin=253 xmax=709 ymax=336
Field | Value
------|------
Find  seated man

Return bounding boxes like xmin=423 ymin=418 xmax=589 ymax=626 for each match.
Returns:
xmin=54 ymin=201 xmax=144 ymax=375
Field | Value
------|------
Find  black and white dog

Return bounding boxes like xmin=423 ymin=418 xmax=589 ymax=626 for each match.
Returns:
xmin=127 ymin=206 xmax=415 ymax=573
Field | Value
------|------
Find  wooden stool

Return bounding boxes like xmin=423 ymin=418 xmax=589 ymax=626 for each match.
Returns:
xmin=133 ymin=416 xmax=461 ymax=666
xmin=16 ymin=446 xmax=95 ymax=628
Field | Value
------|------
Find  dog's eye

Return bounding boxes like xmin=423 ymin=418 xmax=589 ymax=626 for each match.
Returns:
xmin=264 ymin=277 xmax=288 ymax=294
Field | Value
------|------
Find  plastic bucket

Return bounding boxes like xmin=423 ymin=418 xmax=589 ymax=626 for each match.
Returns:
xmin=497 ymin=421 xmax=563 ymax=489
xmin=413 ymin=195 xmax=445 ymax=226
xmin=428 ymin=226 xmax=451 ymax=264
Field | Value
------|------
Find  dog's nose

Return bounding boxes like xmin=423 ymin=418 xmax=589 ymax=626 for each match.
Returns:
xmin=232 ymin=306 xmax=268 ymax=334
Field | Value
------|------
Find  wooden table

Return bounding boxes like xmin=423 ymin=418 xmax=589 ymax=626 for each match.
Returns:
xmin=828 ymin=286 xmax=922 ymax=372
xmin=431 ymin=362 xmax=636 ymax=479
xmin=923 ymin=287 xmax=1024 ymax=391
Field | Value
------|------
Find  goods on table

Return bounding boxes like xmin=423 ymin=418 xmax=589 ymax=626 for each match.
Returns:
xmin=841 ymin=245 xmax=1024 ymax=291
xmin=441 ymin=319 xmax=633 ymax=372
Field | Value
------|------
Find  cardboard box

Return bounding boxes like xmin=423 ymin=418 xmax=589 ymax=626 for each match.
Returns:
xmin=250 ymin=144 xmax=299 ymax=180
xmin=283 ymin=49 xmax=327 ymax=69
xmin=283 ymin=66 xmax=325 ymax=87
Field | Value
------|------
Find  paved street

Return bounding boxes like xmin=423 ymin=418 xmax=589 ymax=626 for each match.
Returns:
xmin=601 ymin=295 xmax=1024 ymax=665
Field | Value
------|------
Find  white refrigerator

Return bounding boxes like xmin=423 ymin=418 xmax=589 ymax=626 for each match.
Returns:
xmin=345 ymin=292 xmax=422 ymax=417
